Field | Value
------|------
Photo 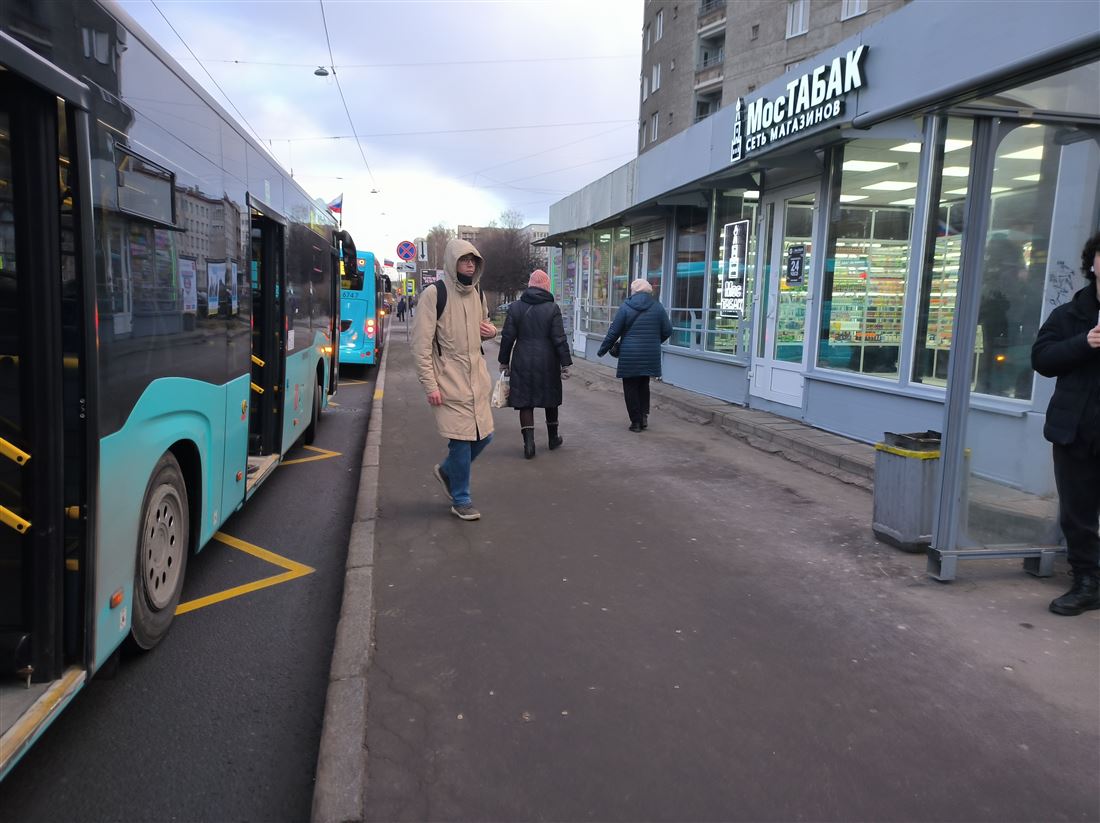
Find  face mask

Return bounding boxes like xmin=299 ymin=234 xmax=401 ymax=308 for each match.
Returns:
xmin=457 ymin=273 xmax=474 ymax=286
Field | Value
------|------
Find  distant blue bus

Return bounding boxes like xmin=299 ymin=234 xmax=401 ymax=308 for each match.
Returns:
xmin=339 ymin=251 xmax=389 ymax=366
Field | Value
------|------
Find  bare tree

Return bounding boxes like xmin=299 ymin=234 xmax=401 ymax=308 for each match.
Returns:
xmin=477 ymin=215 xmax=540 ymax=303
xmin=425 ymin=223 xmax=453 ymax=271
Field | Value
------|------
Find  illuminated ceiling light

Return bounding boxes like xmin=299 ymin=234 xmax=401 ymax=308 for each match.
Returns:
xmin=941 ymin=166 xmax=970 ymax=177
xmin=862 ymin=180 xmax=916 ymax=191
xmin=889 ymin=139 xmax=970 ymax=153
xmin=314 ymin=66 xmax=330 ymax=77
xmin=838 ymin=194 xmax=868 ymax=202
xmin=1014 ymin=173 xmax=1041 ymax=182
xmin=889 ymin=198 xmax=917 ymax=206
xmin=842 ymin=160 xmax=897 ymax=172
xmin=1002 ymin=145 xmax=1044 ymax=160
xmin=743 ymin=190 xmax=760 ymax=199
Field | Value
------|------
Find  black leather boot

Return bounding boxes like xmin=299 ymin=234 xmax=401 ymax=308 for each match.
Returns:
xmin=521 ymin=426 xmax=536 ymax=459
xmin=640 ymin=414 xmax=648 ymax=430
xmin=547 ymin=424 xmax=563 ymax=450
xmin=1049 ymin=573 xmax=1100 ymax=616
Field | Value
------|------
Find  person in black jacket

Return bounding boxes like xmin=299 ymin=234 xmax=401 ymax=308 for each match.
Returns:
xmin=498 ymin=269 xmax=572 ymax=459
xmin=1031 ymin=231 xmax=1100 ymax=616
xmin=597 ymin=278 xmax=672 ymax=432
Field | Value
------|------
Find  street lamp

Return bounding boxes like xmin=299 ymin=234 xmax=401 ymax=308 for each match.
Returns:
xmin=314 ymin=66 xmax=330 ymax=77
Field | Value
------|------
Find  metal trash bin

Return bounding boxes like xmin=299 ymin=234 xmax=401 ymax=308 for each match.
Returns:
xmin=872 ymin=430 xmax=942 ymax=553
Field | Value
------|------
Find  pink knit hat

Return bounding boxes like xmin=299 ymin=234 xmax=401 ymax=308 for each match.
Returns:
xmin=528 ymin=269 xmax=551 ymax=290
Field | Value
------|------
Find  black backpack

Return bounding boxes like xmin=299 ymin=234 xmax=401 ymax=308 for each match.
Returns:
xmin=429 ymin=279 xmax=486 ymax=354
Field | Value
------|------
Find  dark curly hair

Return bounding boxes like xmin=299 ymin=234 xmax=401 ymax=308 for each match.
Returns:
xmin=1083 ymin=231 xmax=1100 ymax=282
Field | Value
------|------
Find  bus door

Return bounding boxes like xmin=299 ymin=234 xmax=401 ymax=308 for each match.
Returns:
xmin=247 ymin=207 xmax=285 ymax=476
xmin=0 ymin=73 xmax=89 ymax=726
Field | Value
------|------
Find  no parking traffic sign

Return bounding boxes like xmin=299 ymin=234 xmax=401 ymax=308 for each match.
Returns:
xmin=396 ymin=240 xmax=417 ymax=261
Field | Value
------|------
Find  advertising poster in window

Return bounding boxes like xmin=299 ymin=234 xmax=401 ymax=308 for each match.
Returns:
xmin=230 ymin=261 xmax=239 ymax=314
xmin=720 ymin=220 xmax=749 ymax=319
xmin=786 ymin=244 xmax=805 ymax=286
xmin=179 ymin=257 xmax=197 ymax=313
xmin=207 ymin=260 xmax=226 ymax=316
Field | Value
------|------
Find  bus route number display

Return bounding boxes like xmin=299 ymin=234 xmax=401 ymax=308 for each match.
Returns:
xmin=720 ymin=220 xmax=749 ymax=319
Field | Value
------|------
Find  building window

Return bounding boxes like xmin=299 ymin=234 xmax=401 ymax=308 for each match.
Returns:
xmin=642 ymin=75 xmax=649 ymax=101
xmin=652 ymin=62 xmax=661 ymax=92
xmin=751 ymin=23 xmax=759 ymax=40
xmin=787 ymin=0 xmax=809 ymax=38
xmin=817 ymin=136 xmax=921 ymax=379
xmin=645 ymin=24 xmax=651 ymax=52
xmin=841 ymin=0 xmax=868 ymax=19
xmin=656 ymin=9 xmax=664 ymax=40
xmin=650 ymin=112 xmax=659 ymax=142
xmin=669 ymin=206 xmax=709 ymax=349
xmin=640 ymin=121 xmax=647 ymax=150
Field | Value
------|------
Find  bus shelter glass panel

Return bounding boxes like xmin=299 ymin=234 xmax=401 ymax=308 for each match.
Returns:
xmin=960 ymin=121 xmax=1100 ymax=551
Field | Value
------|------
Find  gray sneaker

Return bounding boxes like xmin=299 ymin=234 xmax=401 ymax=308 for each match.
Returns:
xmin=450 ymin=504 xmax=481 ymax=521
xmin=433 ymin=464 xmax=451 ymax=497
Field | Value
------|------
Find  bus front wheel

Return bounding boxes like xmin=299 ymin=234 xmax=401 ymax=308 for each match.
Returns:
xmin=130 ymin=452 xmax=190 ymax=651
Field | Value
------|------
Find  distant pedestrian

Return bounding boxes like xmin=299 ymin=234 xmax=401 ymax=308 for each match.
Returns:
xmin=498 ymin=269 xmax=572 ymax=459
xmin=597 ymin=279 xmax=671 ymax=432
xmin=1031 ymin=230 xmax=1100 ymax=616
xmin=411 ymin=239 xmax=498 ymax=521
xmin=408 ymin=295 xmax=416 ymax=318
xmin=396 ymin=296 xmax=407 ymax=321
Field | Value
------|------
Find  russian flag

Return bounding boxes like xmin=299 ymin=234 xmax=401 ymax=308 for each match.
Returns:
xmin=327 ymin=194 xmax=343 ymax=215
xmin=383 ymin=259 xmax=395 ymax=268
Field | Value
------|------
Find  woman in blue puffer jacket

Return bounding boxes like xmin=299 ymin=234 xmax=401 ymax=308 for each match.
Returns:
xmin=597 ymin=279 xmax=672 ymax=431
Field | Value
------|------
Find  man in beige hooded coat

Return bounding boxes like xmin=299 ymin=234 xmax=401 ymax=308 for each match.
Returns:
xmin=412 ymin=239 xmax=497 ymax=520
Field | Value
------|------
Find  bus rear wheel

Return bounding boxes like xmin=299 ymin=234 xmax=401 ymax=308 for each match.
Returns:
xmin=304 ymin=379 xmax=322 ymax=445
xmin=130 ymin=452 xmax=189 ymax=651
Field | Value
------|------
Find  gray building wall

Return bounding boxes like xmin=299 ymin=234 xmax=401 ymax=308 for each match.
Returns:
xmin=639 ymin=0 xmax=908 ymax=154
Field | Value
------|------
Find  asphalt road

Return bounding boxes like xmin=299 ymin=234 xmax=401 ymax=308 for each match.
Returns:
xmin=0 ymin=365 xmax=376 ymax=822
xmin=362 ymin=335 xmax=1100 ymax=822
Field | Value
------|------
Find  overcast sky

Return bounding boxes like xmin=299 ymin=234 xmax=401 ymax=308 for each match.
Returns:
xmin=118 ymin=0 xmax=641 ymax=258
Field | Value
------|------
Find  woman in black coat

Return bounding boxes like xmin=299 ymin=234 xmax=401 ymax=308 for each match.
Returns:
xmin=1031 ymin=231 xmax=1100 ymax=616
xmin=596 ymin=278 xmax=672 ymax=432
xmin=498 ymin=269 xmax=572 ymax=459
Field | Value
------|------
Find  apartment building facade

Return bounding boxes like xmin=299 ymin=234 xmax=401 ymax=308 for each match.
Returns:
xmin=639 ymin=0 xmax=907 ymax=154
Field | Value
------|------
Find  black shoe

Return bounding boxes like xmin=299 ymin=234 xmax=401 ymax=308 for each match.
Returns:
xmin=522 ymin=427 xmax=536 ymax=459
xmin=1050 ymin=574 xmax=1100 ymax=616
xmin=547 ymin=424 xmax=563 ymax=450
xmin=640 ymin=414 xmax=648 ymax=430
xmin=629 ymin=421 xmax=643 ymax=432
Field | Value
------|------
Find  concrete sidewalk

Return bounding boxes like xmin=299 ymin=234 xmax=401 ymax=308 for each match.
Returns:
xmin=313 ymin=326 xmax=1098 ymax=823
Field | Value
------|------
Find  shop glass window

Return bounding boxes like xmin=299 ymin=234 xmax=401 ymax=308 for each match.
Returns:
xmin=669 ymin=206 xmax=708 ymax=348
xmin=611 ymin=227 xmax=631 ymax=308
xmin=817 ymin=136 xmax=920 ymax=378
xmin=578 ymin=243 xmax=592 ymax=332
xmin=911 ymin=118 xmax=975 ymax=388
xmin=706 ymin=189 xmax=757 ymax=356
xmin=589 ymin=230 xmax=613 ymax=335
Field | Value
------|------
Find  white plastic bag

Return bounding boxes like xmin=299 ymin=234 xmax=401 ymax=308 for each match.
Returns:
xmin=491 ymin=373 xmax=510 ymax=408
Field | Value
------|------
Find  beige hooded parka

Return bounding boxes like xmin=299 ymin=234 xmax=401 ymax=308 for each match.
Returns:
xmin=411 ymin=239 xmax=496 ymax=441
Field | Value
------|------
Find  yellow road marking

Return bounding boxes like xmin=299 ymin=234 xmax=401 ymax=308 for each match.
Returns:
xmin=329 ymin=401 xmax=340 ymax=407
xmin=340 ymin=378 xmax=368 ymax=386
xmin=281 ymin=444 xmax=341 ymax=465
xmin=175 ymin=532 xmax=314 ymax=615
xmin=373 ymin=389 xmax=383 ymax=400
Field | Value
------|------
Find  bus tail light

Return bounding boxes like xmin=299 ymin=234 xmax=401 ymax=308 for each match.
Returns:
xmin=365 ymin=319 xmax=375 ymax=338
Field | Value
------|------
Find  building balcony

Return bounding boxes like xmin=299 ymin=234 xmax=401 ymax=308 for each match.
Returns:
xmin=697 ymin=0 xmax=726 ymax=36
xmin=693 ymin=65 xmax=724 ymax=92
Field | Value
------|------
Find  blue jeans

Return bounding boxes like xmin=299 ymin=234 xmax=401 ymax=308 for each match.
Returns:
xmin=442 ymin=434 xmax=493 ymax=506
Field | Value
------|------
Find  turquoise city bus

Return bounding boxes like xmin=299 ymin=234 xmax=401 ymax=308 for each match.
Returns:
xmin=339 ymin=251 xmax=389 ymax=366
xmin=0 ymin=0 xmax=357 ymax=778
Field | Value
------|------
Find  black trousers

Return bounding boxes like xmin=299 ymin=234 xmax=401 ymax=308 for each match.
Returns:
xmin=622 ymin=376 xmax=650 ymax=424
xmin=1052 ymin=443 xmax=1100 ymax=577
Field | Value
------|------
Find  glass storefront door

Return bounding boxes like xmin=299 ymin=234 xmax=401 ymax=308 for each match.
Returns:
xmin=750 ymin=186 xmax=816 ymax=406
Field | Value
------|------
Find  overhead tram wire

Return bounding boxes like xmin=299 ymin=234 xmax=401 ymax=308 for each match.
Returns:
xmin=266 ymin=119 xmax=635 ymax=142
xmin=318 ymin=0 xmax=377 ymax=189
xmin=150 ymin=1 xmax=272 ymax=158
xmin=456 ymin=122 xmax=635 ymax=181
xmin=186 ymin=55 xmax=638 ymax=70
